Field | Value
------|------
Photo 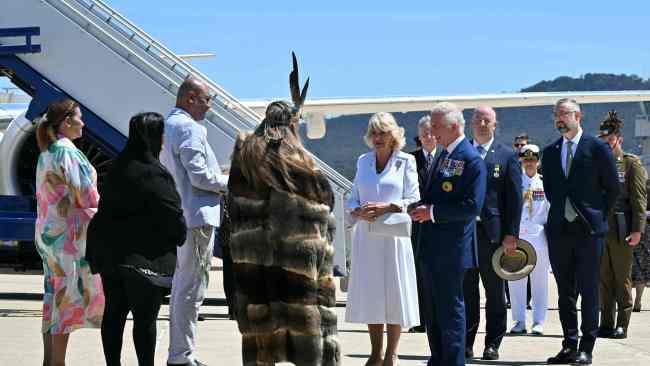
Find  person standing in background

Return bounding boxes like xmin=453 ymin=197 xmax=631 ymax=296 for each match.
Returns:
xmin=408 ymin=115 xmax=442 ymax=333
xmin=161 ymin=77 xmax=228 ymax=366
xmin=597 ymin=111 xmax=647 ymax=340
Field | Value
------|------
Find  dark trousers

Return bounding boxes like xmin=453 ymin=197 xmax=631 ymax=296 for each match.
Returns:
xmin=101 ymin=268 xmax=165 ymax=366
xmin=464 ymin=223 xmax=507 ymax=350
xmin=420 ymin=260 xmax=467 ymax=366
xmin=411 ymin=223 xmax=427 ymax=328
xmin=548 ymin=220 xmax=604 ymax=353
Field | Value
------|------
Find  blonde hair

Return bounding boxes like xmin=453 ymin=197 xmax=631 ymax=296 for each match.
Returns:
xmin=363 ymin=112 xmax=406 ymax=151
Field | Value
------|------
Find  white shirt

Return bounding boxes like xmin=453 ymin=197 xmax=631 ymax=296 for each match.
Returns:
xmin=561 ymin=128 xmax=583 ymax=176
xmin=473 ymin=136 xmax=494 ymax=160
xmin=429 ymin=135 xmax=466 ymax=222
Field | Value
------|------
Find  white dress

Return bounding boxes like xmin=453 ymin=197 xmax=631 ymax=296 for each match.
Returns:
xmin=345 ymin=150 xmax=420 ymax=327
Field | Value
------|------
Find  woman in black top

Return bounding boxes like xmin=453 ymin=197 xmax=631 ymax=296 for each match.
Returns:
xmin=87 ymin=112 xmax=186 ymax=366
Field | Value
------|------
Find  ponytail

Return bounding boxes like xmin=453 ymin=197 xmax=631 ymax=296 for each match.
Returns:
xmin=36 ymin=99 xmax=78 ymax=152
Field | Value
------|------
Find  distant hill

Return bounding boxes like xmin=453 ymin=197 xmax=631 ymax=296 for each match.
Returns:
xmin=522 ymin=73 xmax=650 ymax=92
xmin=303 ymin=74 xmax=647 ymax=180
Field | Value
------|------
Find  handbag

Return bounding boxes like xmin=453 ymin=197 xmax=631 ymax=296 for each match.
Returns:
xmin=368 ymin=212 xmax=412 ymax=237
xmin=119 ymin=264 xmax=173 ymax=288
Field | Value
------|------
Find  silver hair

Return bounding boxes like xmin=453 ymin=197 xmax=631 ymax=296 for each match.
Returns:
xmin=554 ymin=98 xmax=581 ymax=113
xmin=430 ymin=102 xmax=465 ymax=128
xmin=363 ymin=112 xmax=406 ymax=151
xmin=417 ymin=115 xmax=432 ymax=131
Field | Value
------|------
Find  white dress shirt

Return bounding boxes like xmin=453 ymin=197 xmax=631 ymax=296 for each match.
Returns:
xmin=561 ymin=128 xmax=583 ymax=176
xmin=473 ymin=136 xmax=494 ymax=160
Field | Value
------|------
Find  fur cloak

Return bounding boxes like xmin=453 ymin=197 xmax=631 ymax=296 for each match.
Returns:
xmin=226 ymin=132 xmax=340 ymax=366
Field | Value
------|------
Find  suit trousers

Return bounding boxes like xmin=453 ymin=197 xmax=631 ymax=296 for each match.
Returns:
xmin=548 ymin=220 xmax=603 ymax=353
xmin=464 ymin=223 xmax=507 ymax=350
xmin=168 ymin=225 xmax=215 ymax=365
xmin=420 ymin=260 xmax=467 ymax=366
xmin=599 ymin=236 xmax=634 ymax=329
xmin=101 ymin=268 xmax=165 ymax=366
xmin=411 ymin=223 xmax=427 ymax=328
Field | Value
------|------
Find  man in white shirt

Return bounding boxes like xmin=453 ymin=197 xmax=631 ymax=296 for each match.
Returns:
xmin=160 ymin=77 xmax=228 ymax=366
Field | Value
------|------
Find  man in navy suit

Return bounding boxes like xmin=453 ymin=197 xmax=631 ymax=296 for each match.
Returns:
xmin=410 ymin=102 xmax=486 ymax=366
xmin=464 ymin=106 xmax=523 ymax=360
xmin=542 ymin=98 xmax=619 ymax=365
xmin=409 ymin=115 xmax=444 ymax=333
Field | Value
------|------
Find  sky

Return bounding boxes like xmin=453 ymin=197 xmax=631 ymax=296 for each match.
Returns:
xmin=3 ymin=1 xmax=650 ymax=100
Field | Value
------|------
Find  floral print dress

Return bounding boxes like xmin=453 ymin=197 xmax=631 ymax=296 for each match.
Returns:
xmin=35 ymin=137 xmax=104 ymax=334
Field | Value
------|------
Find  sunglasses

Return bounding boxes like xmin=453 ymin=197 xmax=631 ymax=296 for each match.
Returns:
xmin=513 ymin=143 xmax=526 ymax=148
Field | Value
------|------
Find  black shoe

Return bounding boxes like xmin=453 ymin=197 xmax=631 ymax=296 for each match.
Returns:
xmin=408 ymin=325 xmax=426 ymax=333
xmin=611 ymin=326 xmax=627 ymax=339
xmin=547 ymin=347 xmax=577 ymax=364
xmin=465 ymin=348 xmax=474 ymax=359
xmin=482 ymin=346 xmax=499 ymax=361
xmin=597 ymin=326 xmax=614 ymax=338
xmin=571 ymin=351 xmax=592 ymax=365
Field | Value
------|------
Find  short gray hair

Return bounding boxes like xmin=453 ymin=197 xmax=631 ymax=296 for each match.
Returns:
xmin=417 ymin=115 xmax=432 ymax=131
xmin=431 ymin=102 xmax=465 ymax=128
xmin=363 ymin=112 xmax=406 ymax=151
xmin=554 ymin=98 xmax=581 ymax=113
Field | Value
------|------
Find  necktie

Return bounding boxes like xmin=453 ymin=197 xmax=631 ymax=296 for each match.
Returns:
xmin=426 ymin=152 xmax=434 ymax=172
xmin=564 ymin=141 xmax=578 ymax=222
xmin=476 ymin=145 xmax=486 ymax=159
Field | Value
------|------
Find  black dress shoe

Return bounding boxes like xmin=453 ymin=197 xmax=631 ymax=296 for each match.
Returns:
xmin=611 ymin=326 xmax=627 ymax=339
xmin=465 ymin=348 xmax=474 ymax=359
xmin=597 ymin=326 xmax=614 ymax=338
xmin=483 ymin=346 xmax=499 ymax=361
xmin=571 ymin=351 xmax=592 ymax=365
xmin=547 ymin=347 xmax=577 ymax=364
xmin=408 ymin=325 xmax=426 ymax=333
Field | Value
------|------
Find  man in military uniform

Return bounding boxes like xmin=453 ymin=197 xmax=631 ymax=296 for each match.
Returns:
xmin=597 ymin=110 xmax=647 ymax=339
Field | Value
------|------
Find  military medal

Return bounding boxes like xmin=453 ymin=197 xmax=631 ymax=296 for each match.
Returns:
xmin=493 ymin=164 xmax=501 ymax=178
xmin=442 ymin=181 xmax=453 ymax=192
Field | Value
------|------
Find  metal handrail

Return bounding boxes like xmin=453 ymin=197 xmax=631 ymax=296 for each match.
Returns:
xmin=51 ymin=0 xmax=351 ymax=190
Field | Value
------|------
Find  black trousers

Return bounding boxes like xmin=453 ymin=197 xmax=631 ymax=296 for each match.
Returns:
xmin=548 ymin=220 xmax=603 ymax=353
xmin=464 ymin=223 xmax=507 ymax=350
xmin=101 ymin=268 xmax=165 ymax=366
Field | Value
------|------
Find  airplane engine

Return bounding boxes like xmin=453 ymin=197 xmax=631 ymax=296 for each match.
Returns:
xmin=0 ymin=113 xmax=114 ymax=198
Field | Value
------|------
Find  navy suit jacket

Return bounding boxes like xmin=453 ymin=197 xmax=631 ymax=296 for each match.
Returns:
xmin=470 ymin=140 xmax=523 ymax=243
xmin=418 ymin=137 xmax=487 ymax=271
xmin=541 ymin=133 xmax=620 ymax=236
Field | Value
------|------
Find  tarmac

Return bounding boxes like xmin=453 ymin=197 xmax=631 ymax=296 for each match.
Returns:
xmin=0 ymin=259 xmax=648 ymax=366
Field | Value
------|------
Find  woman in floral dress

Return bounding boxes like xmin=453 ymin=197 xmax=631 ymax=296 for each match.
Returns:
xmin=34 ymin=99 xmax=104 ymax=366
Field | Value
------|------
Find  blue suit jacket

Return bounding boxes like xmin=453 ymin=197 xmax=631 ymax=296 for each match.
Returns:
xmin=470 ymin=140 xmax=523 ymax=243
xmin=541 ymin=133 xmax=620 ymax=236
xmin=418 ymin=137 xmax=487 ymax=270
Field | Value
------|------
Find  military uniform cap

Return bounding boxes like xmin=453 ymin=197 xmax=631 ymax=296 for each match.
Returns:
xmin=519 ymin=144 xmax=540 ymax=160
xmin=598 ymin=110 xmax=624 ymax=137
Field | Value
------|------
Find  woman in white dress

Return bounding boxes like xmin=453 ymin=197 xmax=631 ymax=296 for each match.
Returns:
xmin=508 ymin=144 xmax=551 ymax=335
xmin=346 ymin=112 xmax=420 ymax=366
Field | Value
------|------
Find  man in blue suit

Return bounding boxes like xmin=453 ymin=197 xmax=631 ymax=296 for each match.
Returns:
xmin=464 ymin=106 xmax=523 ymax=360
xmin=542 ymin=98 xmax=619 ymax=365
xmin=410 ymin=102 xmax=486 ymax=366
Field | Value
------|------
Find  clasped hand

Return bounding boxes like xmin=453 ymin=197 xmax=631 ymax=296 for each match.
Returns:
xmin=351 ymin=202 xmax=391 ymax=222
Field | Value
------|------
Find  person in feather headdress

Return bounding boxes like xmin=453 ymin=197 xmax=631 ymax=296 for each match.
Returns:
xmin=225 ymin=53 xmax=340 ymax=366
